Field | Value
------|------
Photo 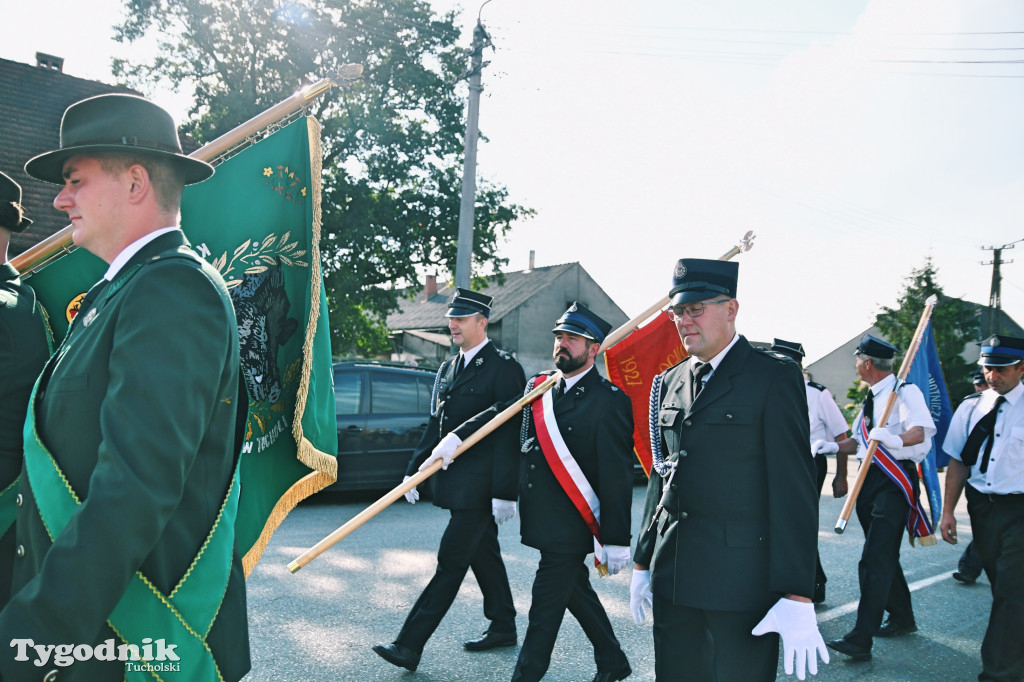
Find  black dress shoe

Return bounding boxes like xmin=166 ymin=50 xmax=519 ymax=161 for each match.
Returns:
xmin=373 ymin=642 xmax=420 ymax=671
xmin=826 ymin=638 xmax=871 ymax=661
xmin=953 ymin=570 xmax=978 ymax=585
xmin=463 ymin=630 xmax=516 ymax=651
xmin=592 ymin=660 xmax=631 ymax=682
xmin=876 ymin=619 xmax=918 ymax=637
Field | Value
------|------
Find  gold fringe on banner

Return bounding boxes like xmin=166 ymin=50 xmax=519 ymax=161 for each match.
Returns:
xmin=242 ymin=116 xmax=338 ymax=576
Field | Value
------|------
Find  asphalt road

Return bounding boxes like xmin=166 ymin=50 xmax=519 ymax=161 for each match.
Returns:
xmin=246 ymin=461 xmax=992 ymax=681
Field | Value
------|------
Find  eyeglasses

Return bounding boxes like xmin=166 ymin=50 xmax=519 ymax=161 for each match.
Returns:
xmin=667 ymin=299 xmax=730 ymax=321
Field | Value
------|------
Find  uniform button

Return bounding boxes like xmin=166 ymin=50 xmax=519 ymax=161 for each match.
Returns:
xmin=43 ymin=671 xmax=59 ymax=682
xmin=528 ymin=483 xmax=533 ymax=489
xmin=567 ymin=426 xmax=573 ymax=432
xmin=15 ymin=493 xmax=22 ymax=507
xmin=725 ymin=413 xmax=733 ymax=420
xmin=530 ymin=464 xmax=536 ymax=470
xmin=15 ymin=545 xmax=24 ymax=558
xmin=680 ymin=512 xmax=688 ymax=519
xmin=683 ymin=419 xmax=692 ymax=427
xmin=679 ymin=450 xmax=688 ymax=458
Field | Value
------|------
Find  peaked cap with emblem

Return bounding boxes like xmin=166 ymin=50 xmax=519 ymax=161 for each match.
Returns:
xmin=445 ymin=288 xmax=492 ymax=318
xmin=668 ymin=258 xmax=738 ymax=306
xmin=771 ymin=338 xmax=805 ymax=365
xmin=979 ymin=334 xmax=1024 ymax=367
xmin=972 ymin=367 xmax=987 ymax=385
xmin=25 ymin=94 xmax=214 ymax=186
xmin=552 ymin=302 xmax=612 ymax=343
xmin=854 ymin=334 xmax=897 ymax=360
xmin=0 ymin=171 xmax=32 ymax=232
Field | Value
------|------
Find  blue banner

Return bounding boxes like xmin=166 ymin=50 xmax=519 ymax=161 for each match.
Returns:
xmin=905 ymin=322 xmax=953 ymax=527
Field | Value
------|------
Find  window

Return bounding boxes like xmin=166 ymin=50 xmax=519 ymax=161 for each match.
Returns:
xmin=335 ymin=371 xmax=362 ymax=416
xmin=371 ymin=373 xmax=420 ymax=414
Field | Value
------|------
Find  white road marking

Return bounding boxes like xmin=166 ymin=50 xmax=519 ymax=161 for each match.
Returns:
xmin=816 ymin=572 xmax=953 ymax=623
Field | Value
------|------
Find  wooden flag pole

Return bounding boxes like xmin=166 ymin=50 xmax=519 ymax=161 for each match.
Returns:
xmin=288 ymin=373 xmax=560 ymax=573
xmin=597 ymin=231 xmax=756 ymax=354
xmin=835 ymin=294 xmax=939 ymax=540
xmin=12 ymin=66 xmax=363 ymax=278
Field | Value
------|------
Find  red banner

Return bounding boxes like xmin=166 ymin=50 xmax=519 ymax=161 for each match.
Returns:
xmin=603 ymin=311 xmax=687 ymax=476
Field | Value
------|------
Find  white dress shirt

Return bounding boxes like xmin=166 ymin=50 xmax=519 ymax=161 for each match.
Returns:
xmin=943 ymin=382 xmax=1024 ymax=495
xmin=852 ymin=373 xmax=936 ymax=463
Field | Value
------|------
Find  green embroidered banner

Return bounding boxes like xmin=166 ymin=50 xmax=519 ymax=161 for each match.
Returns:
xmin=27 ymin=116 xmax=338 ymax=575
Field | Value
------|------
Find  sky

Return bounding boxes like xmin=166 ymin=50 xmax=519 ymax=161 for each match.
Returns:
xmin=3 ymin=1 xmax=1023 ymax=363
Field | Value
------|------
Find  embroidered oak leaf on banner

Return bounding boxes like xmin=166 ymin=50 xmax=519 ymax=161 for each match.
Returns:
xmin=210 ymin=231 xmax=310 ymax=289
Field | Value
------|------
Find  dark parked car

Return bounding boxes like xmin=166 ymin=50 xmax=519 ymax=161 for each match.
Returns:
xmin=329 ymin=361 xmax=436 ymax=492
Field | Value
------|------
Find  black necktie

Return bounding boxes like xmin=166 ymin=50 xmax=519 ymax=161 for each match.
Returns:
xmin=961 ymin=396 xmax=1006 ymax=473
xmin=453 ymin=354 xmax=465 ymax=378
xmin=691 ymin=362 xmax=712 ymax=398
xmin=554 ymin=378 xmax=566 ymax=402
xmin=863 ymin=390 xmax=875 ymax=430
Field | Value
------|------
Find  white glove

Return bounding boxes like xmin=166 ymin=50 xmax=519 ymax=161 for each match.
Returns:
xmin=868 ymin=427 xmax=903 ymax=451
xmin=402 ymin=476 xmax=419 ymax=504
xmin=629 ymin=569 xmax=653 ymax=625
xmin=421 ymin=433 xmax=462 ymax=471
xmin=811 ymin=439 xmax=839 ymax=455
xmin=751 ymin=598 xmax=829 ymax=680
xmin=602 ymin=545 xmax=631 ymax=576
xmin=492 ymin=498 xmax=516 ymax=525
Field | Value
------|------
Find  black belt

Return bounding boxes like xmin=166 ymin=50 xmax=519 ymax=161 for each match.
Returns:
xmin=967 ymin=485 xmax=1024 ymax=503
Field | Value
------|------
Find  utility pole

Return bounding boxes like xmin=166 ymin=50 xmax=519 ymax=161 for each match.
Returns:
xmin=454 ymin=10 xmax=493 ymax=290
xmin=981 ymin=240 xmax=1021 ymax=336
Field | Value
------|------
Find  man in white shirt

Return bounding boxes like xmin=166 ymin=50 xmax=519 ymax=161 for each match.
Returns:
xmin=771 ymin=339 xmax=850 ymax=604
xmin=826 ymin=335 xmax=936 ymax=662
xmin=940 ymin=335 xmax=1024 ymax=682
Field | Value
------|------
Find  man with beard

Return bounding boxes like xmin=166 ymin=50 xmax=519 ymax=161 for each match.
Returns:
xmin=374 ymin=289 xmax=525 ymax=673
xmin=449 ymin=302 xmax=635 ymax=682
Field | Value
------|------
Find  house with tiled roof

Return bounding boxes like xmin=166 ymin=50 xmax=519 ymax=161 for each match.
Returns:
xmin=806 ymin=300 xmax=1024 ymax=407
xmin=388 ymin=259 xmax=628 ymax=377
xmin=0 ymin=54 xmax=137 ymax=255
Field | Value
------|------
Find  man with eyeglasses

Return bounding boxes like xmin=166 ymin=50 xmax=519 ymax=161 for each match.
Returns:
xmin=631 ymin=258 xmax=827 ymax=681
xmin=940 ymin=335 xmax=1024 ymax=682
xmin=826 ymin=334 xmax=936 ymax=662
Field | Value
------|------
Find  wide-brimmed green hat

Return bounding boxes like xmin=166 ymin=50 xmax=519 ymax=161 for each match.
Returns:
xmin=0 ymin=171 xmax=32 ymax=232
xmin=25 ymin=94 xmax=213 ymax=185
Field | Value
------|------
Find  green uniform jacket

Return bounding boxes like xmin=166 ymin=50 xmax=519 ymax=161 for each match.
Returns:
xmin=635 ymin=337 xmax=817 ymax=613
xmin=0 ymin=263 xmax=50 ymax=608
xmin=0 ymin=231 xmax=250 ymax=681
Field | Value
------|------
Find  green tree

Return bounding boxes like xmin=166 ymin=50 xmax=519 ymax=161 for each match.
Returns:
xmin=112 ymin=0 xmax=533 ymax=355
xmin=874 ymin=258 xmax=980 ymax=406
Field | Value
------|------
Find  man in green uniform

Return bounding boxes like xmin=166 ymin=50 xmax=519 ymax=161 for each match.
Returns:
xmin=0 ymin=171 xmax=50 ymax=609
xmin=0 ymin=94 xmax=250 ymax=681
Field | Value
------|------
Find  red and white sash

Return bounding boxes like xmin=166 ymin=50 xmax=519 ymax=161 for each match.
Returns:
xmin=860 ymin=416 xmax=934 ymax=542
xmin=530 ymin=382 xmax=604 ymax=564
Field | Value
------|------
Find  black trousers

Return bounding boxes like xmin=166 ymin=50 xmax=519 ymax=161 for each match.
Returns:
xmin=396 ymin=508 xmax=516 ymax=652
xmin=958 ymin=540 xmax=984 ymax=579
xmin=848 ymin=464 xmax=916 ymax=647
xmin=511 ymin=551 xmax=627 ymax=682
xmin=966 ymin=486 xmax=1024 ymax=682
xmin=652 ymin=595 xmax=779 ymax=682
xmin=814 ymin=452 xmax=828 ymax=590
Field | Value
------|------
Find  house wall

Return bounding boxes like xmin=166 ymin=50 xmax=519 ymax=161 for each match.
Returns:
xmin=512 ymin=264 xmax=629 ymax=377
